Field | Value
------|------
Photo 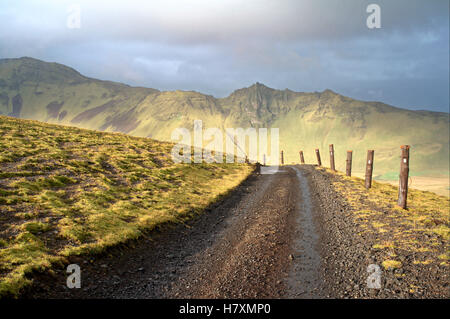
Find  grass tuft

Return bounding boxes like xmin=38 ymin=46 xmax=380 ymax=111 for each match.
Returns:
xmin=382 ymin=259 xmax=402 ymax=270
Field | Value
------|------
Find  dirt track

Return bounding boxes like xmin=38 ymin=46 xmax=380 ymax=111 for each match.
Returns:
xmin=23 ymin=165 xmax=449 ymax=299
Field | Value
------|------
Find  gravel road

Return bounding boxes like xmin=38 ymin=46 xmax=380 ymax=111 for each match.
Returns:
xmin=23 ymin=165 xmax=448 ymax=298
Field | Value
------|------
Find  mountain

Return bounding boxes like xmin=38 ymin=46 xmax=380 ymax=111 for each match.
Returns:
xmin=0 ymin=57 xmax=449 ymax=178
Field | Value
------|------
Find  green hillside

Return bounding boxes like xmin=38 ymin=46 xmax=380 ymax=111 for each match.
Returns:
xmin=0 ymin=57 xmax=448 ymax=178
xmin=0 ymin=115 xmax=253 ymax=297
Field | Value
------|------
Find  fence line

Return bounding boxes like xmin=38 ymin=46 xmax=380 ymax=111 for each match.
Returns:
xmin=292 ymin=145 xmax=411 ymax=209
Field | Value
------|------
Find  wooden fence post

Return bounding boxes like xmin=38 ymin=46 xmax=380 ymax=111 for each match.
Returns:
xmin=398 ymin=145 xmax=410 ymax=209
xmin=315 ymin=149 xmax=322 ymax=166
xmin=365 ymin=150 xmax=374 ymax=189
xmin=281 ymin=150 xmax=284 ymax=165
xmin=329 ymin=144 xmax=336 ymax=171
xmin=299 ymin=151 xmax=305 ymax=164
xmin=346 ymin=151 xmax=353 ymax=176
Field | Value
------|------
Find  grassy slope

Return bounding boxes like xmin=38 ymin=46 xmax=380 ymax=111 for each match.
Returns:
xmin=324 ymin=166 xmax=449 ymax=284
xmin=0 ymin=115 xmax=253 ymax=297
xmin=0 ymin=58 xmax=448 ymax=189
xmin=0 ymin=57 xmax=156 ymax=132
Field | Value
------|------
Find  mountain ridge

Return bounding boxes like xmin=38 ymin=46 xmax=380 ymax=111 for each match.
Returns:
xmin=0 ymin=57 xmax=448 ymax=178
xmin=4 ymin=56 xmax=446 ymax=113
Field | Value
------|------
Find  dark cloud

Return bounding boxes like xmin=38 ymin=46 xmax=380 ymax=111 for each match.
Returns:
xmin=0 ymin=0 xmax=448 ymax=111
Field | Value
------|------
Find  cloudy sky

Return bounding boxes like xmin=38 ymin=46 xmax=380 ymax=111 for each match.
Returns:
xmin=0 ymin=0 xmax=448 ymax=112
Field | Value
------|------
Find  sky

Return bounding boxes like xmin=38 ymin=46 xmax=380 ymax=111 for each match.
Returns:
xmin=0 ymin=0 xmax=449 ymax=112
